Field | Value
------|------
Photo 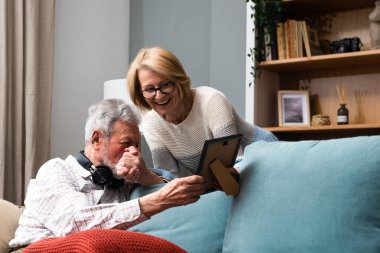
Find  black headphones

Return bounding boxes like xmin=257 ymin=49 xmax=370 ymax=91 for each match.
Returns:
xmin=74 ymin=151 xmax=124 ymax=189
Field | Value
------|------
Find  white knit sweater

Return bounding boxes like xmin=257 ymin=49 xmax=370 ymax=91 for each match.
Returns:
xmin=142 ymin=86 xmax=254 ymax=177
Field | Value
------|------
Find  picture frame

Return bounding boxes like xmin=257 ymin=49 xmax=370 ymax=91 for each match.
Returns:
xmin=278 ymin=90 xmax=310 ymax=126
xmin=304 ymin=24 xmax=322 ymax=55
xmin=197 ymin=133 xmax=242 ymax=194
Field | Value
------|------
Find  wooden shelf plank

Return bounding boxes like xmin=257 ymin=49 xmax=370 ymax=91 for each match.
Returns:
xmin=283 ymin=0 xmax=374 ymax=16
xmin=265 ymin=124 xmax=380 ymax=141
xmin=260 ymin=50 xmax=380 ymax=73
xmin=266 ymin=124 xmax=380 ymax=133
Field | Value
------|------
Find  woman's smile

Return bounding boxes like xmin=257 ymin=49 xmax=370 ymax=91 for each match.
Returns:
xmin=154 ymin=98 xmax=170 ymax=105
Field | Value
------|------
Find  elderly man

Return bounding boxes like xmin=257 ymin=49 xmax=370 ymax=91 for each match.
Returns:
xmin=9 ymin=99 xmax=205 ymax=251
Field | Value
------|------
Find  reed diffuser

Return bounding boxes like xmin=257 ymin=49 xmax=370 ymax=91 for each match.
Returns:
xmin=354 ymin=89 xmax=367 ymax=123
xmin=336 ymin=84 xmax=349 ymax=125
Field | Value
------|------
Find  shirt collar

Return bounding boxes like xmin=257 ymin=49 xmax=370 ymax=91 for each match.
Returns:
xmin=66 ymin=154 xmax=92 ymax=179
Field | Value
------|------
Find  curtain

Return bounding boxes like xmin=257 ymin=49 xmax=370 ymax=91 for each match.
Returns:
xmin=0 ymin=0 xmax=55 ymax=205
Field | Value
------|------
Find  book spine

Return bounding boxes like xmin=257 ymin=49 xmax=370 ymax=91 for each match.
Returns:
xmin=271 ymin=26 xmax=279 ymax=60
xmin=301 ymin=20 xmax=311 ymax=57
xmin=277 ymin=22 xmax=286 ymax=60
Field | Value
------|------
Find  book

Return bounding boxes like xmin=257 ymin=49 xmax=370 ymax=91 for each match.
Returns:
xmin=291 ymin=19 xmax=300 ymax=58
xmin=276 ymin=22 xmax=286 ymax=60
xmin=264 ymin=27 xmax=272 ymax=61
xmin=264 ymin=27 xmax=279 ymax=61
xmin=270 ymin=28 xmax=279 ymax=60
xmin=285 ymin=20 xmax=292 ymax=58
xmin=296 ymin=21 xmax=303 ymax=57
xmin=285 ymin=19 xmax=300 ymax=59
xmin=300 ymin=21 xmax=311 ymax=57
xmin=284 ymin=22 xmax=290 ymax=59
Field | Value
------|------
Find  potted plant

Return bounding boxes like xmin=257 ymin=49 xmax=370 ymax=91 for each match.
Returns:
xmin=246 ymin=0 xmax=283 ymax=82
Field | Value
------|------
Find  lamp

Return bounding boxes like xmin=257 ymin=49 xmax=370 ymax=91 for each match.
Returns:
xmin=104 ymin=78 xmax=130 ymax=102
xmin=103 ymin=78 xmax=141 ymax=125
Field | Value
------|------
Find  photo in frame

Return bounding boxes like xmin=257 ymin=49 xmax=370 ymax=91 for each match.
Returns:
xmin=278 ymin=90 xmax=310 ymax=126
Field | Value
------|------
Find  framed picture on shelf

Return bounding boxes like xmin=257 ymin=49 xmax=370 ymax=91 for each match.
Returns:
xmin=278 ymin=90 xmax=310 ymax=126
xmin=305 ymin=24 xmax=322 ymax=55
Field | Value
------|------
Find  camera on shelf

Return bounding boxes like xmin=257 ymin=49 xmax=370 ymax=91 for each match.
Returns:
xmin=330 ymin=37 xmax=362 ymax=54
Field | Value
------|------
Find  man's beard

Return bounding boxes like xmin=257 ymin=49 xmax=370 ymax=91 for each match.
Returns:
xmin=101 ymin=143 xmax=117 ymax=174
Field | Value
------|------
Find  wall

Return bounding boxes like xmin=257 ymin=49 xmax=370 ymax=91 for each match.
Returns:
xmin=209 ymin=0 xmax=247 ymax=116
xmin=51 ymin=0 xmax=130 ymax=158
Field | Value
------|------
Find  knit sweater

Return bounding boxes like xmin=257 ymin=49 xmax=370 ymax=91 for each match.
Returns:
xmin=142 ymin=86 xmax=255 ymax=177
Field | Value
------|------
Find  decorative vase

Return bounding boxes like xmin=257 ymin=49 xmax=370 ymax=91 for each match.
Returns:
xmin=369 ymin=0 xmax=380 ymax=49
xmin=337 ymin=104 xmax=349 ymax=125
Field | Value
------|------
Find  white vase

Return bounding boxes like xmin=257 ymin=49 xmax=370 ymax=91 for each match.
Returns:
xmin=369 ymin=0 xmax=380 ymax=49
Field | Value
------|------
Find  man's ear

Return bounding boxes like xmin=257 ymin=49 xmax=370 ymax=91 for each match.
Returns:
xmin=92 ymin=130 xmax=101 ymax=148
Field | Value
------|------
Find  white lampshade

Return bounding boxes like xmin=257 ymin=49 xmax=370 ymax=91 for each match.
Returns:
xmin=103 ymin=79 xmax=142 ymax=130
xmin=104 ymin=79 xmax=130 ymax=102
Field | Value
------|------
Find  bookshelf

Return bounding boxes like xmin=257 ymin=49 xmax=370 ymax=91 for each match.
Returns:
xmin=251 ymin=0 xmax=380 ymax=141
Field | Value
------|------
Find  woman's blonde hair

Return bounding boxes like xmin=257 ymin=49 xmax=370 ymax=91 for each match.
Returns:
xmin=126 ymin=47 xmax=192 ymax=111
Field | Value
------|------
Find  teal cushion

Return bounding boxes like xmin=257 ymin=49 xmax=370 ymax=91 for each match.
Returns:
xmin=223 ymin=136 xmax=380 ymax=253
xmin=128 ymin=183 xmax=233 ymax=253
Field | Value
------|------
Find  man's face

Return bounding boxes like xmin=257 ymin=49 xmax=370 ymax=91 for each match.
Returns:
xmin=101 ymin=120 xmax=140 ymax=169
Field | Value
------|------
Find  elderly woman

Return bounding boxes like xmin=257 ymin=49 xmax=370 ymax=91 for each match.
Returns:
xmin=127 ymin=47 xmax=277 ymax=177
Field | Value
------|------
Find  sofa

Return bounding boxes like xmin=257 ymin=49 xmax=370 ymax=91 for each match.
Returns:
xmin=2 ymin=135 xmax=380 ymax=253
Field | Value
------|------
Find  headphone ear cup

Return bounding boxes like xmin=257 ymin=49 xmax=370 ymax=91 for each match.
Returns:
xmin=108 ymin=176 xmax=125 ymax=189
xmin=92 ymin=165 xmax=113 ymax=186
xmin=75 ymin=151 xmax=125 ymax=189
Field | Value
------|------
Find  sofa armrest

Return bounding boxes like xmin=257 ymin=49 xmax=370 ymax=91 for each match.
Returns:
xmin=0 ymin=199 xmax=24 ymax=253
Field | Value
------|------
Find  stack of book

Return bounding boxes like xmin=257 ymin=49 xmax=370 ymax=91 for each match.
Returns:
xmin=275 ymin=19 xmax=322 ymax=60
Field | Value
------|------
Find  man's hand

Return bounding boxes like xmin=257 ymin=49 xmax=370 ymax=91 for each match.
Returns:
xmin=115 ymin=147 xmax=145 ymax=183
xmin=139 ymin=175 xmax=206 ymax=218
xmin=116 ymin=147 xmax=163 ymax=185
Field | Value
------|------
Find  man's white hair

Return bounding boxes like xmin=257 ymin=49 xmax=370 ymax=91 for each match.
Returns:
xmin=84 ymin=99 xmax=140 ymax=145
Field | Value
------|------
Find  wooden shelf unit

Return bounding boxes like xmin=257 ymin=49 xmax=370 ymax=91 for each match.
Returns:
xmin=253 ymin=0 xmax=380 ymax=141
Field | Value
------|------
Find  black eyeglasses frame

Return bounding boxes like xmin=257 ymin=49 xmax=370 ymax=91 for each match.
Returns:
xmin=141 ymin=81 xmax=176 ymax=99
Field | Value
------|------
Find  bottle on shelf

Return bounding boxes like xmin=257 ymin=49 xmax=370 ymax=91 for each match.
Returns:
xmin=336 ymin=84 xmax=348 ymax=125
xmin=337 ymin=103 xmax=349 ymax=125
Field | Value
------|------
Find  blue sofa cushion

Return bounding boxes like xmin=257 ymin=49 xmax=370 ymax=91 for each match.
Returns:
xmin=223 ymin=136 xmax=380 ymax=253
xmin=128 ymin=183 xmax=233 ymax=253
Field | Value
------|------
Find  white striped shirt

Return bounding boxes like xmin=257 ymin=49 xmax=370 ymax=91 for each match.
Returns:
xmin=9 ymin=155 xmax=147 ymax=249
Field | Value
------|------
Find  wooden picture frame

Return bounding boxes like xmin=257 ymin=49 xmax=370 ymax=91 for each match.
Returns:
xmin=278 ymin=90 xmax=310 ymax=126
xmin=307 ymin=26 xmax=322 ymax=55
xmin=197 ymin=134 xmax=242 ymax=195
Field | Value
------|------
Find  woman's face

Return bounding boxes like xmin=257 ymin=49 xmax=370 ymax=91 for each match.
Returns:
xmin=138 ymin=68 xmax=180 ymax=117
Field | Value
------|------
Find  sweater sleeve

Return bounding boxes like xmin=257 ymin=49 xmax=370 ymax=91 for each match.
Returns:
xmin=142 ymin=115 xmax=180 ymax=176
xmin=204 ymin=90 xmax=238 ymax=137
xmin=150 ymin=146 xmax=180 ymax=177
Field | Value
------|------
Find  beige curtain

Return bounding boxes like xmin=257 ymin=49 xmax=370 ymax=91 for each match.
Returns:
xmin=0 ymin=0 xmax=55 ymax=205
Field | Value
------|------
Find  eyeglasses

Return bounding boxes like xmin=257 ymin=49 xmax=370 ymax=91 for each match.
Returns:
xmin=141 ymin=81 xmax=175 ymax=99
